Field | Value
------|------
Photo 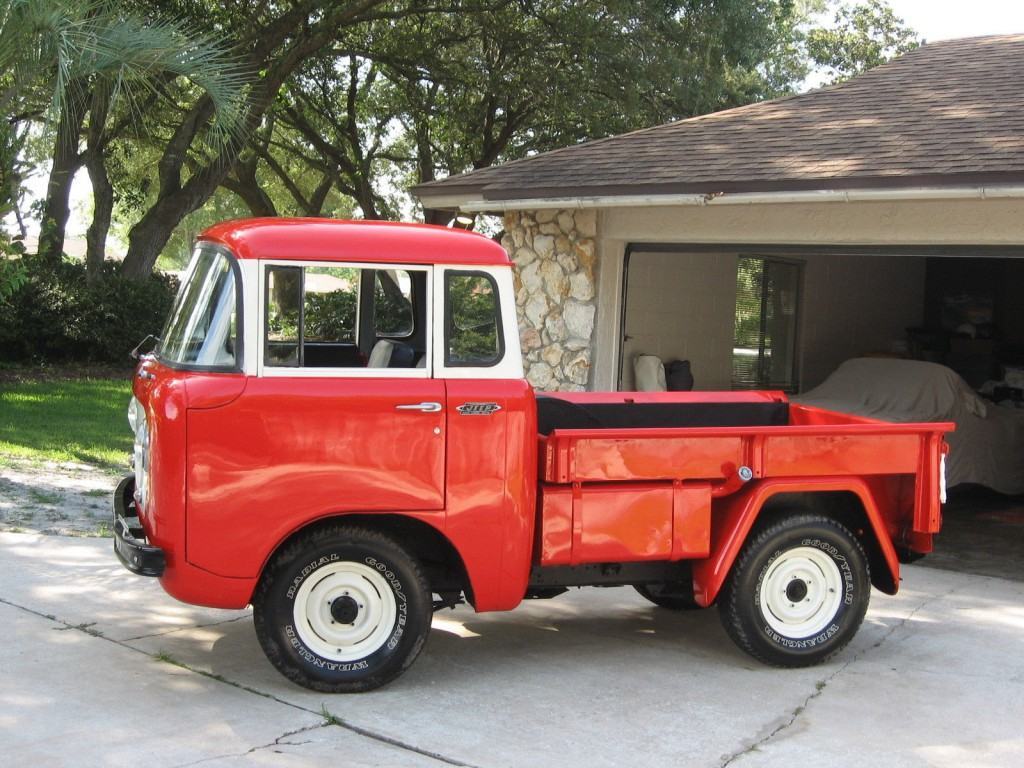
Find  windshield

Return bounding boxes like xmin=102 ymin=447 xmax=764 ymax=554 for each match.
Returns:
xmin=157 ymin=246 xmax=239 ymax=369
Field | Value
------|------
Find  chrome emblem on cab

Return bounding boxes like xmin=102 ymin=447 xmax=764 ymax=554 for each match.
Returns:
xmin=456 ymin=402 xmax=502 ymax=416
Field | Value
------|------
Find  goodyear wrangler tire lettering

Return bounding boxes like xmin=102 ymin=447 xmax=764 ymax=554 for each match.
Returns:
xmin=253 ymin=525 xmax=431 ymax=693
xmin=719 ymin=513 xmax=871 ymax=668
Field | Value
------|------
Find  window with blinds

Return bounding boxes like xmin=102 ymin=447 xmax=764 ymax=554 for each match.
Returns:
xmin=732 ymin=256 xmax=801 ymax=390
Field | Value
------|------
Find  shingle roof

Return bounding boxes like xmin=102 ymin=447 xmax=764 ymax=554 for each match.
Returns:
xmin=414 ymin=35 xmax=1024 ymax=203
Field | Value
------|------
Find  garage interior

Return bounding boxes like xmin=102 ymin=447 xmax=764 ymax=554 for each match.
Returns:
xmin=617 ymin=245 xmax=1024 ymax=579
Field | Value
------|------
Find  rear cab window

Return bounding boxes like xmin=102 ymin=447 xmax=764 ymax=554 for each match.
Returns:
xmin=444 ymin=271 xmax=503 ymax=367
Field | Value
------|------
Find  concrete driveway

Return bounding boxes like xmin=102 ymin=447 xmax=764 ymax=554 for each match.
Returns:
xmin=1 ymin=532 xmax=1022 ymax=767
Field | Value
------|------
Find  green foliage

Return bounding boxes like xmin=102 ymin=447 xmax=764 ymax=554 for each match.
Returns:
xmin=262 ymin=0 xmax=815 ymax=221
xmin=447 ymin=274 xmax=499 ymax=363
xmin=806 ymin=0 xmax=921 ymax=83
xmin=0 ymin=256 xmax=177 ymax=364
xmin=181 ymin=0 xmax=921 ymax=234
xmin=0 ymin=228 xmax=29 ymax=303
xmin=0 ymin=259 xmax=28 ymax=303
xmin=270 ymin=268 xmax=412 ymax=344
xmin=3 ymin=0 xmax=926 ymax=294
xmin=0 ymin=0 xmax=250 ymax=144
xmin=0 ymin=377 xmax=133 ymax=468
xmin=305 ymin=290 xmax=357 ymax=342
xmin=373 ymin=272 xmax=413 ymax=336
xmin=734 ymin=257 xmax=764 ymax=347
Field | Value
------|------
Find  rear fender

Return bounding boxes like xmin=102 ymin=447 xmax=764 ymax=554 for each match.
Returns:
xmin=691 ymin=477 xmax=901 ymax=607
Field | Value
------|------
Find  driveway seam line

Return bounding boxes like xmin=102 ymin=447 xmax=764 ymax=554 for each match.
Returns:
xmin=167 ymin=723 xmax=332 ymax=768
xmin=717 ymin=586 xmax=956 ymax=767
xmin=119 ymin=614 xmax=250 ymax=641
xmin=0 ymin=595 xmax=477 ymax=768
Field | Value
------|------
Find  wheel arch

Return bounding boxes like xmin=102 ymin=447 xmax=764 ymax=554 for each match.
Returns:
xmin=755 ymin=491 xmax=898 ymax=595
xmin=692 ymin=478 xmax=901 ymax=608
xmin=252 ymin=513 xmax=474 ymax=606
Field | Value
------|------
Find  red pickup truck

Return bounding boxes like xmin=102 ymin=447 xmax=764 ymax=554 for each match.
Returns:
xmin=114 ymin=218 xmax=952 ymax=692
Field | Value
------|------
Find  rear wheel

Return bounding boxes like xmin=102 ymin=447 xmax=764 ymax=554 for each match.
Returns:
xmin=253 ymin=525 xmax=432 ymax=693
xmin=719 ymin=514 xmax=870 ymax=667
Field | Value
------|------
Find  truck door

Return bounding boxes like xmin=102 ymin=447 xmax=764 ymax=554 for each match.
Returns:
xmin=185 ymin=261 xmax=445 ymax=578
xmin=434 ymin=266 xmax=536 ymax=610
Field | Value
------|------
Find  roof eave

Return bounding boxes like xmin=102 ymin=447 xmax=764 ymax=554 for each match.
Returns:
xmin=446 ymin=184 xmax=1024 ymax=214
xmin=416 ymin=172 xmax=1024 ymax=214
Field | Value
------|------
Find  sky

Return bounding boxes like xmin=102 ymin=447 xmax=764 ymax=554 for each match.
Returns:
xmin=882 ymin=0 xmax=1024 ymax=41
xmin=17 ymin=0 xmax=1024 ymax=244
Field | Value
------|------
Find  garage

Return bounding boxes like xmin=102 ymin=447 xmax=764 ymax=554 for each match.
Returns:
xmin=416 ymin=34 xmax=1024 ymax=572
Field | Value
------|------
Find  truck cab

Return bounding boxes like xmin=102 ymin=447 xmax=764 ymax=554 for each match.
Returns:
xmin=115 ymin=218 xmax=952 ymax=693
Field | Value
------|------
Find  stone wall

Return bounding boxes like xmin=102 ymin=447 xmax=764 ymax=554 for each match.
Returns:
xmin=500 ymin=209 xmax=598 ymax=391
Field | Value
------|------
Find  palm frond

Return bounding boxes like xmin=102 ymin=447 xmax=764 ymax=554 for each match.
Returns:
xmin=0 ymin=0 xmax=252 ymax=147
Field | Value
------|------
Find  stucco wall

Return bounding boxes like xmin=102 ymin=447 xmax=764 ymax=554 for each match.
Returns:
xmin=600 ymin=198 xmax=1024 ymax=246
xmin=620 ymin=251 xmax=737 ymax=390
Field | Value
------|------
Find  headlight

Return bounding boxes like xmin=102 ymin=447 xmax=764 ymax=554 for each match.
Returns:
xmin=127 ymin=396 xmax=143 ymax=433
xmin=133 ymin=416 xmax=151 ymax=510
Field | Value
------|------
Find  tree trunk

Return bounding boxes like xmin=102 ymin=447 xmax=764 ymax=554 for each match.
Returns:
xmin=38 ymin=86 xmax=89 ymax=267
xmin=85 ymin=87 xmax=113 ymax=283
xmin=308 ymin=175 xmax=333 ymax=216
xmin=85 ymin=152 xmax=113 ymax=282
xmin=121 ymin=188 xmax=206 ymax=279
xmin=223 ymin=156 xmax=278 ymax=217
xmin=119 ymin=2 xmax=395 ymax=279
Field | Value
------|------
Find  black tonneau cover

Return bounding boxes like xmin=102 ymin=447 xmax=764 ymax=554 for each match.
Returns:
xmin=536 ymin=396 xmax=789 ymax=436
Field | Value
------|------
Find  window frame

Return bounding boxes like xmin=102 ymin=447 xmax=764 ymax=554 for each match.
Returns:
xmin=257 ymin=259 xmax=431 ymax=379
xmin=155 ymin=242 xmax=245 ymax=374
xmin=263 ymin=264 xmax=304 ymax=367
xmin=731 ymin=254 xmax=804 ymax=392
xmin=443 ymin=269 xmax=505 ymax=369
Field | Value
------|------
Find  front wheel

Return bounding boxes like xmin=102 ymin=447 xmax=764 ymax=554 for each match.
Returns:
xmin=719 ymin=514 xmax=870 ymax=667
xmin=253 ymin=525 xmax=432 ymax=693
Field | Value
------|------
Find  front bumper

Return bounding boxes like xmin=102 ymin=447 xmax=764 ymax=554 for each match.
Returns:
xmin=112 ymin=475 xmax=165 ymax=577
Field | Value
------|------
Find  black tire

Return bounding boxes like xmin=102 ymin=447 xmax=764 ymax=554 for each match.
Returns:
xmin=634 ymin=582 xmax=700 ymax=610
xmin=719 ymin=514 xmax=870 ymax=667
xmin=253 ymin=525 xmax=432 ymax=693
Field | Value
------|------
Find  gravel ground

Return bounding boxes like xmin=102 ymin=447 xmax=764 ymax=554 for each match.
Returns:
xmin=0 ymin=455 xmax=123 ymax=536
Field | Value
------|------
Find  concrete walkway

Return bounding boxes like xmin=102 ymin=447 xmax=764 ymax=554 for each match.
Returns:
xmin=1 ymin=532 xmax=1022 ymax=767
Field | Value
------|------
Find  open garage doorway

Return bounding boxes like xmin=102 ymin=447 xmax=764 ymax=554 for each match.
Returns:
xmin=615 ymin=243 xmax=1024 ymax=578
xmin=616 ymin=245 xmax=926 ymax=393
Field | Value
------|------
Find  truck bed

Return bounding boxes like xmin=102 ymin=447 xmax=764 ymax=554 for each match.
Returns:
xmin=534 ymin=391 xmax=953 ymax=569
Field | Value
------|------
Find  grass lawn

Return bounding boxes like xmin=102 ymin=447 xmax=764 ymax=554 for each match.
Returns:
xmin=0 ymin=378 xmax=133 ymax=470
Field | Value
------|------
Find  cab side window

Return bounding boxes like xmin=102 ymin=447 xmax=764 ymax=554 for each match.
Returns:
xmin=445 ymin=272 xmax=503 ymax=367
xmin=265 ymin=265 xmax=419 ymax=369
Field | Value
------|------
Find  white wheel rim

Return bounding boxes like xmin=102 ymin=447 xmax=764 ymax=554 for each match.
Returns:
xmin=293 ymin=561 xmax=397 ymax=662
xmin=758 ymin=546 xmax=843 ymax=638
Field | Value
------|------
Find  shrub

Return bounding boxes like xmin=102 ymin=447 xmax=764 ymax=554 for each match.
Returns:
xmin=0 ymin=257 xmax=178 ymax=365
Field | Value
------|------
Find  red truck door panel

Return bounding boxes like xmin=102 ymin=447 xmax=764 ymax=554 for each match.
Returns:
xmin=186 ymin=377 xmax=446 ymax=577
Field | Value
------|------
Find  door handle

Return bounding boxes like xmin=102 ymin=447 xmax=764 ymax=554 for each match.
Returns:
xmin=395 ymin=402 xmax=443 ymax=413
